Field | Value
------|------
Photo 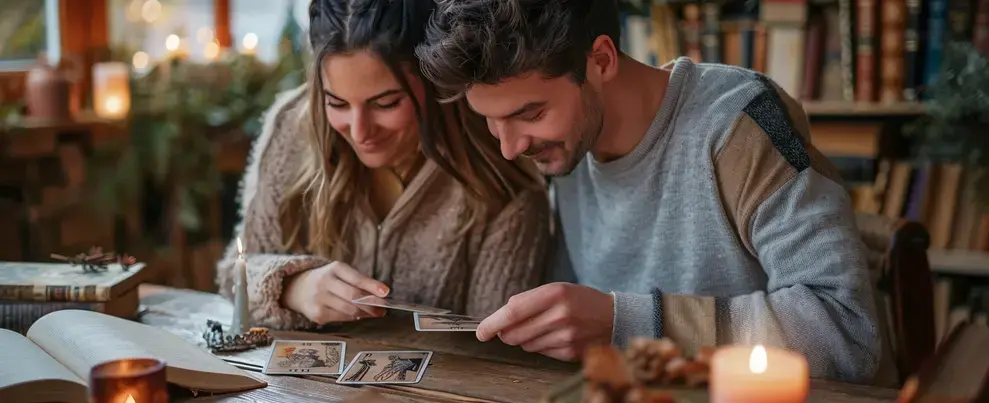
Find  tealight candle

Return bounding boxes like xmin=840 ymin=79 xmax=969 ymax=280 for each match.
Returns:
xmin=710 ymin=345 xmax=809 ymax=403
xmin=89 ymin=358 xmax=168 ymax=403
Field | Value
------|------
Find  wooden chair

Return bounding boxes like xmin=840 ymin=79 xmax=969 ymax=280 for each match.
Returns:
xmin=855 ymin=212 xmax=937 ymax=387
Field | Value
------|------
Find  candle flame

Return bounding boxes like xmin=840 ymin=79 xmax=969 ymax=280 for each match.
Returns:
xmin=237 ymin=237 xmax=244 ymax=255
xmin=124 ymin=395 xmax=136 ymax=403
xmin=749 ymin=345 xmax=767 ymax=374
xmin=106 ymin=96 xmax=123 ymax=114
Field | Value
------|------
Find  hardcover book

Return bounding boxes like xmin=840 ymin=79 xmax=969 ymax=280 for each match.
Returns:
xmin=0 ymin=261 xmax=148 ymax=302
xmin=0 ymin=261 xmax=151 ymax=333
xmin=0 ymin=310 xmax=266 ymax=403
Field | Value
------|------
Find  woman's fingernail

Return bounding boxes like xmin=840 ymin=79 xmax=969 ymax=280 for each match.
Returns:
xmin=379 ymin=286 xmax=390 ymax=296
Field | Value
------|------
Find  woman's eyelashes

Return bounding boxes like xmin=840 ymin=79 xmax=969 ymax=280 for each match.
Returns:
xmin=325 ymin=97 xmax=403 ymax=110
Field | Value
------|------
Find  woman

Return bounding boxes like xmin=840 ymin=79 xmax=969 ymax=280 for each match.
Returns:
xmin=215 ymin=0 xmax=551 ymax=330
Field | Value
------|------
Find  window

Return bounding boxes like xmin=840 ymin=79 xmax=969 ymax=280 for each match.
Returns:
xmin=109 ymin=0 xmax=216 ymax=64
xmin=231 ymin=0 xmax=310 ymax=65
xmin=108 ymin=0 xmax=308 ymax=66
xmin=0 ymin=0 xmax=60 ymax=69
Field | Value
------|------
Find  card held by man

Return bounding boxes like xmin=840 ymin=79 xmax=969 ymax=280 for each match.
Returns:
xmin=414 ymin=312 xmax=482 ymax=332
xmin=351 ymin=295 xmax=451 ymax=314
xmin=263 ymin=340 xmax=346 ymax=376
xmin=336 ymin=350 xmax=433 ymax=384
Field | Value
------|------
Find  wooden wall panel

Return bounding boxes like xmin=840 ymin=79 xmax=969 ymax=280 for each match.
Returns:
xmin=58 ymin=0 xmax=109 ymax=113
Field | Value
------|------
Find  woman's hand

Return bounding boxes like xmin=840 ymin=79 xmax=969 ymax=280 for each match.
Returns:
xmin=282 ymin=261 xmax=389 ymax=324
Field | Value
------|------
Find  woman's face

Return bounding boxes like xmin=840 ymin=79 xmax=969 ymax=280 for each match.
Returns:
xmin=320 ymin=50 xmax=424 ymax=169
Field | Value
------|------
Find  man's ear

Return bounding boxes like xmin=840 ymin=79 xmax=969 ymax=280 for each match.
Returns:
xmin=587 ymin=35 xmax=619 ymax=83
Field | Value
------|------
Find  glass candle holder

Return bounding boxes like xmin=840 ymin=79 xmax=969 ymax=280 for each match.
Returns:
xmin=89 ymin=358 xmax=168 ymax=403
xmin=92 ymin=61 xmax=131 ymax=120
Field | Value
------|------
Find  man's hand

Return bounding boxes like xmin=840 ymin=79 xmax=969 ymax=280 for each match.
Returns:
xmin=476 ymin=282 xmax=614 ymax=361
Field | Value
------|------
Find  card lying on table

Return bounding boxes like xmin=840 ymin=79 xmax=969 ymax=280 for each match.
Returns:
xmin=263 ymin=340 xmax=346 ymax=375
xmin=337 ymin=350 xmax=433 ymax=384
xmin=351 ymin=295 xmax=451 ymax=314
xmin=414 ymin=312 xmax=482 ymax=332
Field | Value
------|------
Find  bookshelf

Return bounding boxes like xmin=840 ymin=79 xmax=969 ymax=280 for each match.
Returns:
xmin=802 ymin=101 xmax=926 ymax=117
xmin=617 ymin=0 xmax=989 ymax=254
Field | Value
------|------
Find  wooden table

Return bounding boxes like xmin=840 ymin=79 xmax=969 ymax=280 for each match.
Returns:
xmin=137 ymin=284 xmax=902 ymax=403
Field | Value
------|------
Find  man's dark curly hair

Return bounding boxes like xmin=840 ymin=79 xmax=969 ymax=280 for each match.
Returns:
xmin=415 ymin=0 xmax=621 ymax=96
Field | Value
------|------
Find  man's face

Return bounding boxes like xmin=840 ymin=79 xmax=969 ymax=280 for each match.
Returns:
xmin=465 ymin=73 xmax=604 ymax=176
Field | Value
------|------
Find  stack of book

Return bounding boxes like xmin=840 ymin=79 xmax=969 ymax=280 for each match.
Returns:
xmin=0 ymin=260 xmax=151 ymax=334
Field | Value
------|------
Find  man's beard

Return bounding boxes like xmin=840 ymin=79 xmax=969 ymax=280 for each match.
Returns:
xmin=530 ymin=87 xmax=604 ymax=177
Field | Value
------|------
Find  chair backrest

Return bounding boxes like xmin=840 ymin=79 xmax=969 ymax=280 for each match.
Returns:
xmin=855 ymin=212 xmax=937 ymax=387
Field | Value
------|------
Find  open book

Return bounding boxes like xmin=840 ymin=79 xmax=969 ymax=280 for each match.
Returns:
xmin=0 ymin=310 xmax=266 ymax=403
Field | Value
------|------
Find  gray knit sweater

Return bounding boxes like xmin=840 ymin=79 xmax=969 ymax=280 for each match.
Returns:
xmin=548 ymin=57 xmax=880 ymax=383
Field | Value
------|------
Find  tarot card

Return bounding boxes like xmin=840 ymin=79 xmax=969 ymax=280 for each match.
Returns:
xmin=413 ymin=312 xmax=482 ymax=332
xmin=263 ymin=340 xmax=346 ymax=375
xmin=336 ymin=350 xmax=433 ymax=384
xmin=351 ymin=295 xmax=451 ymax=314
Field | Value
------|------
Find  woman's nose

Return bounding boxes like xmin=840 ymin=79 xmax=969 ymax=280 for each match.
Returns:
xmin=349 ymin=109 xmax=371 ymax=143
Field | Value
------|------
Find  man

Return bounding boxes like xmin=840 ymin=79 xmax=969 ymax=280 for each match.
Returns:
xmin=416 ymin=0 xmax=880 ymax=383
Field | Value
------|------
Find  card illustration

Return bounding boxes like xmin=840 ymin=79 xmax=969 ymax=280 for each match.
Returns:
xmin=336 ymin=350 xmax=433 ymax=384
xmin=414 ymin=312 xmax=482 ymax=332
xmin=263 ymin=340 xmax=346 ymax=375
xmin=351 ymin=295 xmax=451 ymax=314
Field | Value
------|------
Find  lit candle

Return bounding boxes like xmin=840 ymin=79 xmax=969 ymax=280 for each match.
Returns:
xmin=231 ymin=237 xmax=249 ymax=335
xmin=92 ymin=62 xmax=131 ymax=120
xmin=89 ymin=358 xmax=168 ymax=403
xmin=709 ymin=345 xmax=809 ymax=403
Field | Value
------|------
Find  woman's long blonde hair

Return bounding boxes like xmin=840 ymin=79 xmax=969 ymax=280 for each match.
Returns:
xmin=277 ymin=0 xmax=543 ymax=259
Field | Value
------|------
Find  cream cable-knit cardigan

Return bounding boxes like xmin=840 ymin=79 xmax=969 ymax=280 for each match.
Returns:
xmin=215 ymin=85 xmax=552 ymax=330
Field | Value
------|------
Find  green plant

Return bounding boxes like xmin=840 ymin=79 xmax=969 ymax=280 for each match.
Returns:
xmin=906 ymin=42 xmax=989 ymax=210
xmin=87 ymin=12 xmax=307 ymax=248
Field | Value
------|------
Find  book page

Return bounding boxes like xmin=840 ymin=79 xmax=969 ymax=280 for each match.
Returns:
xmin=0 ymin=329 xmax=87 ymax=403
xmin=25 ymin=310 xmax=265 ymax=393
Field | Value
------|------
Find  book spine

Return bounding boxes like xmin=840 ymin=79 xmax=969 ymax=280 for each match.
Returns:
xmin=740 ymin=20 xmax=756 ymax=69
xmin=682 ymin=3 xmax=704 ymax=63
xmin=923 ymin=0 xmax=948 ymax=99
xmin=701 ymin=2 xmax=722 ymax=63
xmin=0 ymin=285 xmax=111 ymax=302
xmin=802 ymin=13 xmax=825 ymax=100
xmin=947 ymin=0 xmax=975 ymax=41
xmin=903 ymin=0 xmax=922 ymax=101
xmin=880 ymin=0 xmax=906 ymax=103
xmin=1 ymin=301 xmax=107 ymax=334
xmin=975 ymin=0 xmax=989 ymax=53
xmin=839 ymin=0 xmax=857 ymax=101
xmin=856 ymin=0 xmax=878 ymax=101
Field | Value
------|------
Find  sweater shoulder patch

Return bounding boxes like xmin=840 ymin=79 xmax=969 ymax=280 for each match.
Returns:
xmin=741 ymin=79 xmax=810 ymax=172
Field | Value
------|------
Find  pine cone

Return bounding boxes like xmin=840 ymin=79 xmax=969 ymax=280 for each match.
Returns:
xmin=584 ymin=345 xmax=633 ymax=393
xmin=662 ymin=357 xmax=688 ymax=384
xmin=626 ymin=338 xmax=683 ymax=384
xmin=694 ymin=346 xmax=716 ymax=366
xmin=683 ymin=362 xmax=710 ymax=388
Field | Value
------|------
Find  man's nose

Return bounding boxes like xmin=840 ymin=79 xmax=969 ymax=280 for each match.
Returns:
xmin=489 ymin=120 xmax=529 ymax=160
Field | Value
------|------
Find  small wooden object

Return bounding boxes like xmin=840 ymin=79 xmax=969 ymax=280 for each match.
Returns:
xmin=89 ymin=358 xmax=168 ymax=403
